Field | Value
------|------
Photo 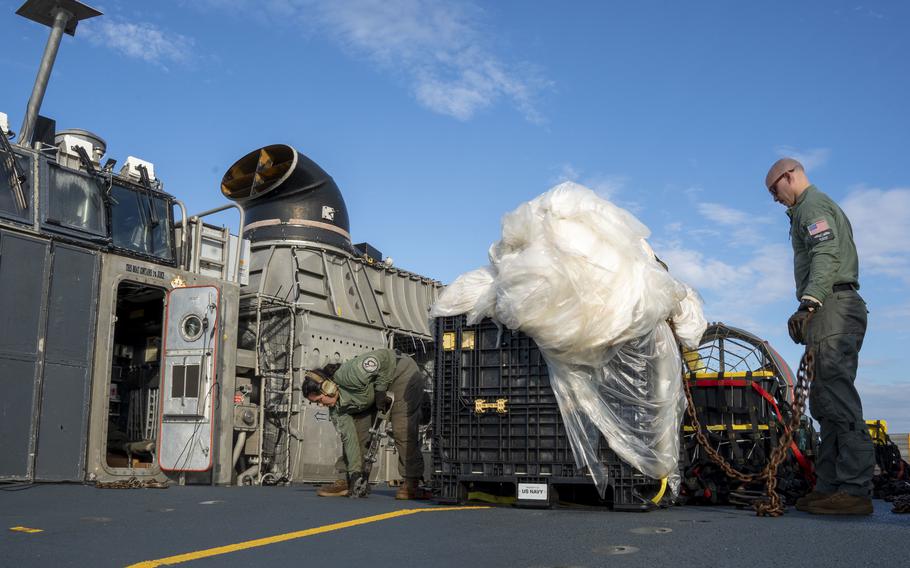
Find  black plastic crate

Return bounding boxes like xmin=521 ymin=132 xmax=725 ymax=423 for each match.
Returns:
xmin=432 ymin=315 xmax=665 ymax=511
xmin=437 ymin=315 xmax=556 ymax=406
xmin=433 ymin=466 xmax=665 ymax=511
xmin=685 ymin=371 xmax=786 ymax=429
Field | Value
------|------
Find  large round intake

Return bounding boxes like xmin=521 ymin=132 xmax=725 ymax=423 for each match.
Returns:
xmin=221 ymin=144 xmax=353 ymax=252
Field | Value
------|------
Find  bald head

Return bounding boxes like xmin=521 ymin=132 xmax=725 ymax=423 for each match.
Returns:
xmin=765 ymin=157 xmax=810 ymax=207
xmin=765 ymin=158 xmax=805 ymax=188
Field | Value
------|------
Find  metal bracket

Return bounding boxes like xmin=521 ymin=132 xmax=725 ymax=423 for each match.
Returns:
xmin=474 ymin=398 xmax=508 ymax=415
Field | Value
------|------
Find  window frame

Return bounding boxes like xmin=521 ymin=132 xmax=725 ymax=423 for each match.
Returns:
xmin=40 ymin=160 xmax=110 ymax=242
xmin=0 ymin=147 xmax=36 ymax=226
xmin=107 ymin=181 xmax=177 ymax=265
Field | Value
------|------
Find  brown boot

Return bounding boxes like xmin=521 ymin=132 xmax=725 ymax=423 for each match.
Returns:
xmin=316 ymin=479 xmax=349 ymax=497
xmin=795 ymin=490 xmax=833 ymax=512
xmin=395 ymin=478 xmax=432 ymax=500
xmin=805 ymin=491 xmax=873 ymax=515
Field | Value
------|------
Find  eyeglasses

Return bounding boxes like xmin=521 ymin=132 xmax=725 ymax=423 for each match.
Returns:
xmin=768 ymin=168 xmax=795 ymax=195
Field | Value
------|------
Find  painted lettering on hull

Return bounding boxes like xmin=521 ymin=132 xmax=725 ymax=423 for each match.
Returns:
xmin=126 ymin=263 xmax=166 ymax=280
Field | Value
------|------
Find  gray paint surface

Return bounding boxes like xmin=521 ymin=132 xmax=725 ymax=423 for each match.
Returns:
xmin=0 ymin=484 xmax=906 ymax=568
xmin=35 ymin=244 xmax=98 ymax=480
xmin=0 ymin=359 xmax=40 ymax=477
xmin=0 ymin=231 xmax=49 ymax=479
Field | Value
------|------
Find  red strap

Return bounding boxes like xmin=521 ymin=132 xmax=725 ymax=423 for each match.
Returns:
xmin=749 ymin=383 xmax=784 ymax=423
xmin=789 ymin=440 xmax=816 ymax=486
xmin=694 ymin=379 xmax=748 ymax=387
xmin=750 ymin=383 xmax=817 ymax=485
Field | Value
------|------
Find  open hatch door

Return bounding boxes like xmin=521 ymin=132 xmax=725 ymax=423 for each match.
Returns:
xmin=158 ymin=285 xmax=219 ymax=472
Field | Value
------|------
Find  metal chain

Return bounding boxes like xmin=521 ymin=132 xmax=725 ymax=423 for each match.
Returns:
xmin=893 ymin=495 xmax=910 ymax=514
xmin=683 ymin=347 xmax=814 ymax=517
xmin=94 ymin=476 xmax=169 ymax=489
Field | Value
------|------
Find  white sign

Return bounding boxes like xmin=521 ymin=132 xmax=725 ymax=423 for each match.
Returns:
xmin=321 ymin=206 xmax=336 ymax=221
xmin=517 ymin=482 xmax=548 ymax=501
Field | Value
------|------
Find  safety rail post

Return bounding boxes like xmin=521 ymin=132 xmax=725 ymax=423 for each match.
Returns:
xmin=186 ymin=203 xmax=245 ymax=283
xmin=172 ymin=200 xmax=189 ymax=270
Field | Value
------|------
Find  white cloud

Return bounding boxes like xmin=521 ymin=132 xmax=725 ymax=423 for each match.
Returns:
xmin=842 ymin=187 xmax=910 ymax=281
xmin=81 ymin=18 xmax=194 ymax=69
xmin=694 ymin=202 xmax=774 ymax=246
xmin=774 ymin=146 xmax=831 ymax=172
xmin=554 ymin=163 xmax=581 ymax=184
xmin=551 ymin=164 xmax=627 ymax=200
xmin=684 ymin=185 xmax=704 ymax=198
xmin=201 ymin=0 xmax=548 ymax=121
xmin=655 ymin=241 xmax=740 ymax=291
xmin=319 ymin=0 xmax=548 ymax=121
xmin=585 ymin=175 xmax=628 ymax=200
xmin=656 ymin=241 xmax=793 ymax=336
xmin=697 ymin=202 xmax=755 ymax=225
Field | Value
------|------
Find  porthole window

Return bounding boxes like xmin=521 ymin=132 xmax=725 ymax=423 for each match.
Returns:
xmin=180 ymin=314 xmax=204 ymax=342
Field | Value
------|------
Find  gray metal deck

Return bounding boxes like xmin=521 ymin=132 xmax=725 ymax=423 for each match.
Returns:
xmin=1 ymin=483 xmax=906 ymax=568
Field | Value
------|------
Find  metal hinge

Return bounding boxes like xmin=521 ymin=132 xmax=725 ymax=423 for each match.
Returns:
xmin=474 ymin=398 xmax=508 ymax=415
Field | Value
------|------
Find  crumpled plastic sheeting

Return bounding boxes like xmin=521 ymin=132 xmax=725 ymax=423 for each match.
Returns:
xmin=433 ymin=266 xmax=497 ymax=326
xmin=671 ymin=283 xmax=708 ymax=351
xmin=431 ymin=182 xmax=707 ymax=497
xmin=547 ymin=322 xmax=686 ymax=495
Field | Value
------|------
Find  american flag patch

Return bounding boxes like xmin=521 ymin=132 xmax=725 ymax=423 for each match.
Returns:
xmin=807 ymin=219 xmax=830 ymax=236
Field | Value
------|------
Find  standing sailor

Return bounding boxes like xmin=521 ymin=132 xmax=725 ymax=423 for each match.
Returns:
xmin=764 ymin=157 xmax=874 ymax=515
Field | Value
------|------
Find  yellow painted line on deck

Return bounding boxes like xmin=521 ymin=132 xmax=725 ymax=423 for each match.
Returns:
xmin=127 ymin=506 xmax=489 ymax=567
xmin=9 ymin=526 xmax=43 ymax=533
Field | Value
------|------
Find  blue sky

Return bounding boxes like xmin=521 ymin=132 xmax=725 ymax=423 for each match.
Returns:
xmin=2 ymin=0 xmax=908 ymax=430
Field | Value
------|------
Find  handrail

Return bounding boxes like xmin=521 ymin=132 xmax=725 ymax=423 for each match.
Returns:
xmin=187 ymin=203 xmax=245 ymax=283
xmin=172 ymin=199 xmax=188 ymax=270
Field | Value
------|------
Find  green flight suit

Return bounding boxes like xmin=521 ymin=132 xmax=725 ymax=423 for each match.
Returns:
xmin=329 ymin=349 xmax=426 ymax=480
xmin=787 ymin=185 xmax=873 ymax=497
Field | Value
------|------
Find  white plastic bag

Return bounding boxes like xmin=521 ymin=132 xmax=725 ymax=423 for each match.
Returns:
xmin=431 ymin=182 xmax=707 ymax=496
xmin=431 ymin=266 xmax=496 ymax=325
xmin=671 ymin=283 xmax=708 ymax=351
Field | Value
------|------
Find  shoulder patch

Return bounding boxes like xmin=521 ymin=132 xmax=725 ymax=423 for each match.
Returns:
xmin=806 ymin=218 xmax=834 ymax=245
xmin=361 ymin=356 xmax=380 ymax=374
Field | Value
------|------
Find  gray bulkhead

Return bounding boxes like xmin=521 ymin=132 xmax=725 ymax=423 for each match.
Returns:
xmin=222 ymin=144 xmax=442 ymax=487
xmin=0 ymin=231 xmax=99 ymax=481
xmin=235 ymin=241 xmax=440 ymax=484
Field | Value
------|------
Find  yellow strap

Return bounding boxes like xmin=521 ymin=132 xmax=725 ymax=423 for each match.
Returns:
xmin=690 ymin=371 xmax=775 ymax=379
xmin=651 ymin=478 xmax=668 ymax=504
xmin=683 ymin=424 xmax=770 ymax=432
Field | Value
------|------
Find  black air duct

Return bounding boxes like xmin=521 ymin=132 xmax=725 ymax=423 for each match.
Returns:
xmin=221 ymin=144 xmax=353 ymax=253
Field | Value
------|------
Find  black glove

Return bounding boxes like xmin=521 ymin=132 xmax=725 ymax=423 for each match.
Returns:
xmin=787 ymin=299 xmax=820 ymax=345
xmin=375 ymin=390 xmax=392 ymax=412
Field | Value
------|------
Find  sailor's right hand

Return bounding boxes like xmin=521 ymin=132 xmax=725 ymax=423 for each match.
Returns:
xmin=375 ymin=390 xmax=392 ymax=412
xmin=787 ymin=299 xmax=819 ymax=345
